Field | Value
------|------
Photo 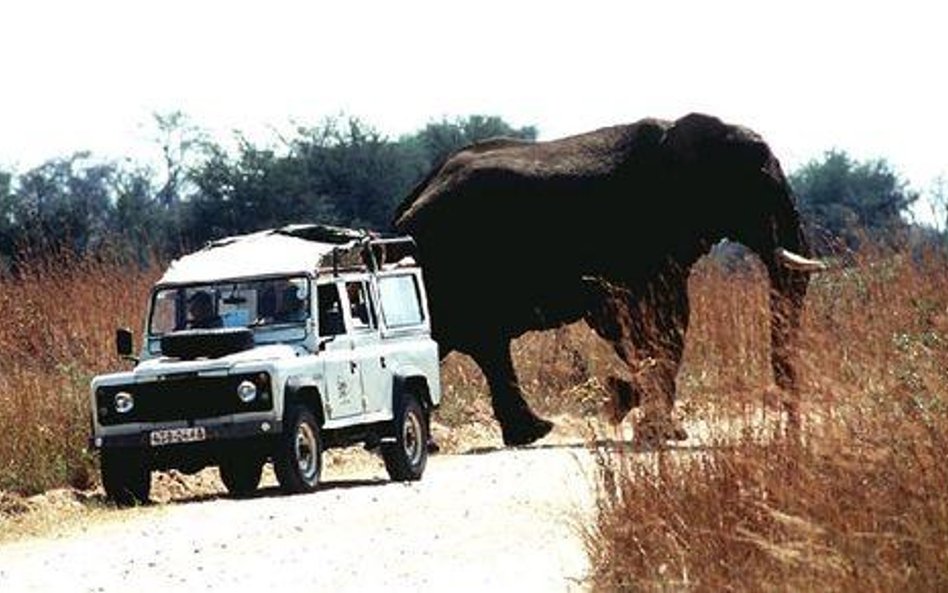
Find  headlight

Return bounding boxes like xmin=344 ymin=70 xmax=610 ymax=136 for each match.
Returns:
xmin=114 ymin=391 xmax=134 ymax=414
xmin=237 ymin=380 xmax=257 ymax=403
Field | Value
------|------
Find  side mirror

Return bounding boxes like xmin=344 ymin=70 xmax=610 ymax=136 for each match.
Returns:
xmin=116 ymin=328 xmax=135 ymax=359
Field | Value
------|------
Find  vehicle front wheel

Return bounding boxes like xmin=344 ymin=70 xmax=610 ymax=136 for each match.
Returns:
xmin=382 ymin=392 xmax=428 ymax=481
xmin=218 ymin=453 xmax=265 ymax=497
xmin=274 ymin=404 xmax=322 ymax=494
xmin=101 ymin=447 xmax=151 ymax=506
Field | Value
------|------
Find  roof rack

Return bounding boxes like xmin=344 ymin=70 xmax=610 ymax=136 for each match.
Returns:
xmin=364 ymin=236 xmax=417 ymax=271
xmin=320 ymin=234 xmax=418 ymax=277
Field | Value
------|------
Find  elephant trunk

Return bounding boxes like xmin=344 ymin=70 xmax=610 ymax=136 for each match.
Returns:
xmin=769 ymin=261 xmax=809 ymax=393
xmin=756 ymin=174 xmax=815 ymax=414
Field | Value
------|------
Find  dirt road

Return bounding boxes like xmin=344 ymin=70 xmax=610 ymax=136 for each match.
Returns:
xmin=0 ymin=444 xmax=597 ymax=592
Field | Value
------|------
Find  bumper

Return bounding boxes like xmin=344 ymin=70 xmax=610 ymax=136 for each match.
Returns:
xmin=91 ymin=418 xmax=284 ymax=449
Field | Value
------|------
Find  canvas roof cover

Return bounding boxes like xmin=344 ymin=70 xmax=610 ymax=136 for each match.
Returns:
xmin=157 ymin=225 xmax=368 ymax=286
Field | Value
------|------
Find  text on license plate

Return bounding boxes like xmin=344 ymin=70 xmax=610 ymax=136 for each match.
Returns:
xmin=149 ymin=427 xmax=207 ymax=447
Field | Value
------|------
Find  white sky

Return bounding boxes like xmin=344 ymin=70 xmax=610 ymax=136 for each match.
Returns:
xmin=1 ymin=0 xmax=945 ymax=224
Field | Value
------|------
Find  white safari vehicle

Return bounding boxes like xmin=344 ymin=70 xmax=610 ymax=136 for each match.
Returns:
xmin=90 ymin=225 xmax=441 ymax=505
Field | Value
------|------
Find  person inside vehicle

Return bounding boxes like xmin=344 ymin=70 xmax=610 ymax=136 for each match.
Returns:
xmin=275 ymin=284 xmax=306 ymax=323
xmin=255 ymin=284 xmax=277 ymax=324
xmin=346 ymin=282 xmax=371 ymax=327
xmin=317 ymin=284 xmax=345 ymax=336
xmin=187 ymin=290 xmax=223 ymax=329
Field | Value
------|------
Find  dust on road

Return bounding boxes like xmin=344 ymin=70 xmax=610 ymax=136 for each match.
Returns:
xmin=0 ymin=445 xmax=597 ymax=593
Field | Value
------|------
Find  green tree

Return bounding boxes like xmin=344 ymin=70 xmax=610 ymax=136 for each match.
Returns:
xmin=187 ymin=134 xmax=342 ymax=245
xmin=292 ymin=117 xmax=423 ymax=229
xmin=11 ymin=153 xmax=116 ymax=255
xmin=789 ymin=150 xmax=918 ymax=252
xmin=113 ymin=165 xmax=180 ymax=260
xmin=931 ymin=175 xmax=947 ymax=234
xmin=0 ymin=168 xmax=16 ymax=263
xmin=186 ymin=114 xmax=486 ymax=241
xmin=0 ymin=113 xmax=540 ymax=259
xmin=152 ymin=111 xmax=205 ymax=207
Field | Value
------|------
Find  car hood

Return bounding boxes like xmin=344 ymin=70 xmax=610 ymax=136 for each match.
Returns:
xmin=131 ymin=344 xmax=302 ymax=378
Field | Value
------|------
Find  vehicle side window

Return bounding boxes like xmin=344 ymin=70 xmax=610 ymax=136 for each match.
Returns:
xmin=345 ymin=280 xmax=376 ymax=330
xmin=378 ymin=274 xmax=424 ymax=328
xmin=317 ymin=283 xmax=346 ymax=337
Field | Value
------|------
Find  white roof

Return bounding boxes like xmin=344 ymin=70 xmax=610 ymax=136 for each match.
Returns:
xmin=157 ymin=225 xmax=365 ymax=285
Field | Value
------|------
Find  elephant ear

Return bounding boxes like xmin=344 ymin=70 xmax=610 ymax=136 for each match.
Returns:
xmin=663 ymin=113 xmax=771 ymax=170
xmin=661 ymin=113 xmax=729 ymax=164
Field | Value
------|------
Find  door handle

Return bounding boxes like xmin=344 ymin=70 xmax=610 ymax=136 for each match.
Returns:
xmin=350 ymin=361 xmax=358 ymax=373
xmin=380 ymin=356 xmax=386 ymax=368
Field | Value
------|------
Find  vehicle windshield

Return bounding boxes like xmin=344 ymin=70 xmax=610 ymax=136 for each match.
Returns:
xmin=149 ymin=276 xmax=311 ymax=335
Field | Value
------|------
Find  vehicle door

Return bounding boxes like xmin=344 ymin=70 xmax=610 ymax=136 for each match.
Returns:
xmin=375 ymin=271 xmax=432 ymax=404
xmin=341 ymin=277 xmax=390 ymax=416
xmin=316 ymin=281 xmax=363 ymax=419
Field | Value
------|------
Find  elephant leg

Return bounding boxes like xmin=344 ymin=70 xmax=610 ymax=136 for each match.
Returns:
xmin=468 ymin=339 xmax=554 ymax=447
xmin=427 ymin=342 xmax=457 ymax=454
xmin=585 ymin=278 xmax=689 ymax=443
xmin=629 ymin=351 xmax=687 ymax=445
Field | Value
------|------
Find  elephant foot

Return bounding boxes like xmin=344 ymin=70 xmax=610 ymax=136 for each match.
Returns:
xmin=604 ymin=376 xmax=642 ymax=424
xmin=500 ymin=416 xmax=555 ymax=447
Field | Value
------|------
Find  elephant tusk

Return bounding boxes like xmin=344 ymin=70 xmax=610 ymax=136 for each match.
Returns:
xmin=775 ymin=248 xmax=827 ymax=272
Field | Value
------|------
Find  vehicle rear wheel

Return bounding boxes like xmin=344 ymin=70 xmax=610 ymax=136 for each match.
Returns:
xmin=218 ymin=453 xmax=265 ymax=497
xmin=274 ymin=404 xmax=322 ymax=494
xmin=382 ymin=392 xmax=428 ymax=481
xmin=101 ymin=447 xmax=151 ymax=506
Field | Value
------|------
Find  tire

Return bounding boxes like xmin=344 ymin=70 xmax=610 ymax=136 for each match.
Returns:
xmin=274 ymin=404 xmax=322 ymax=494
xmin=382 ymin=392 xmax=428 ymax=481
xmin=218 ymin=453 xmax=265 ymax=497
xmin=101 ymin=447 xmax=151 ymax=506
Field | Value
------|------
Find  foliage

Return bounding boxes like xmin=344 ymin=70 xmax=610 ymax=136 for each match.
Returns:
xmin=0 ymin=153 xmax=185 ymax=269
xmin=928 ymin=175 xmax=948 ymax=234
xmin=790 ymin=150 xmax=919 ymax=253
xmin=1 ymin=154 xmax=117 ymax=258
xmin=185 ymin=114 xmax=538 ymax=242
xmin=152 ymin=111 xmax=205 ymax=208
xmin=586 ymin=247 xmax=948 ymax=592
xmin=186 ymin=116 xmax=418 ymax=242
xmin=4 ymin=113 xmax=943 ymax=267
xmin=0 ymin=113 xmax=537 ymax=266
xmin=0 ymin=168 xmax=14 ymax=262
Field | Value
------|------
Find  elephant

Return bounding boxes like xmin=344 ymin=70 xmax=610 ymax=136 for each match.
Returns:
xmin=392 ymin=112 xmax=824 ymax=446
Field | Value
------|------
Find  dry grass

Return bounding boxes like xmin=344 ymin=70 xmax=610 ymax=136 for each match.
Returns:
xmin=435 ymin=323 xmax=621 ymax=437
xmin=585 ymin=247 xmax=948 ymax=592
xmin=1 ymin=244 xmax=946 ymax=593
xmin=0 ymin=247 xmax=614 ymax=495
xmin=0 ymin=252 xmax=158 ymax=494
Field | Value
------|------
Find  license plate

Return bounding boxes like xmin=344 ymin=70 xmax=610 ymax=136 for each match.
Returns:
xmin=149 ymin=427 xmax=207 ymax=447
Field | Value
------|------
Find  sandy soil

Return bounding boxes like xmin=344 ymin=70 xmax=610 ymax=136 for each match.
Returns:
xmin=0 ymin=436 xmax=598 ymax=593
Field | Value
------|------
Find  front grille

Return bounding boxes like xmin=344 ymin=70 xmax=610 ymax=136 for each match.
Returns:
xmin=96 ymin=373 xmax=272 ymax=426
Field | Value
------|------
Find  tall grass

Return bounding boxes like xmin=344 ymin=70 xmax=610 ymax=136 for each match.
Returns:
xmin=436 ymin=323 xmax=621 ymax=430
xmin=0 ymin=252 xmax=158 ymax=493
xmin=0 ymin=246 xmax=613 ymax=492
xmin=2 ymin=242 xmax=946 ymax=593
xmin=586 ymin=247 xmax=948 ymax=592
